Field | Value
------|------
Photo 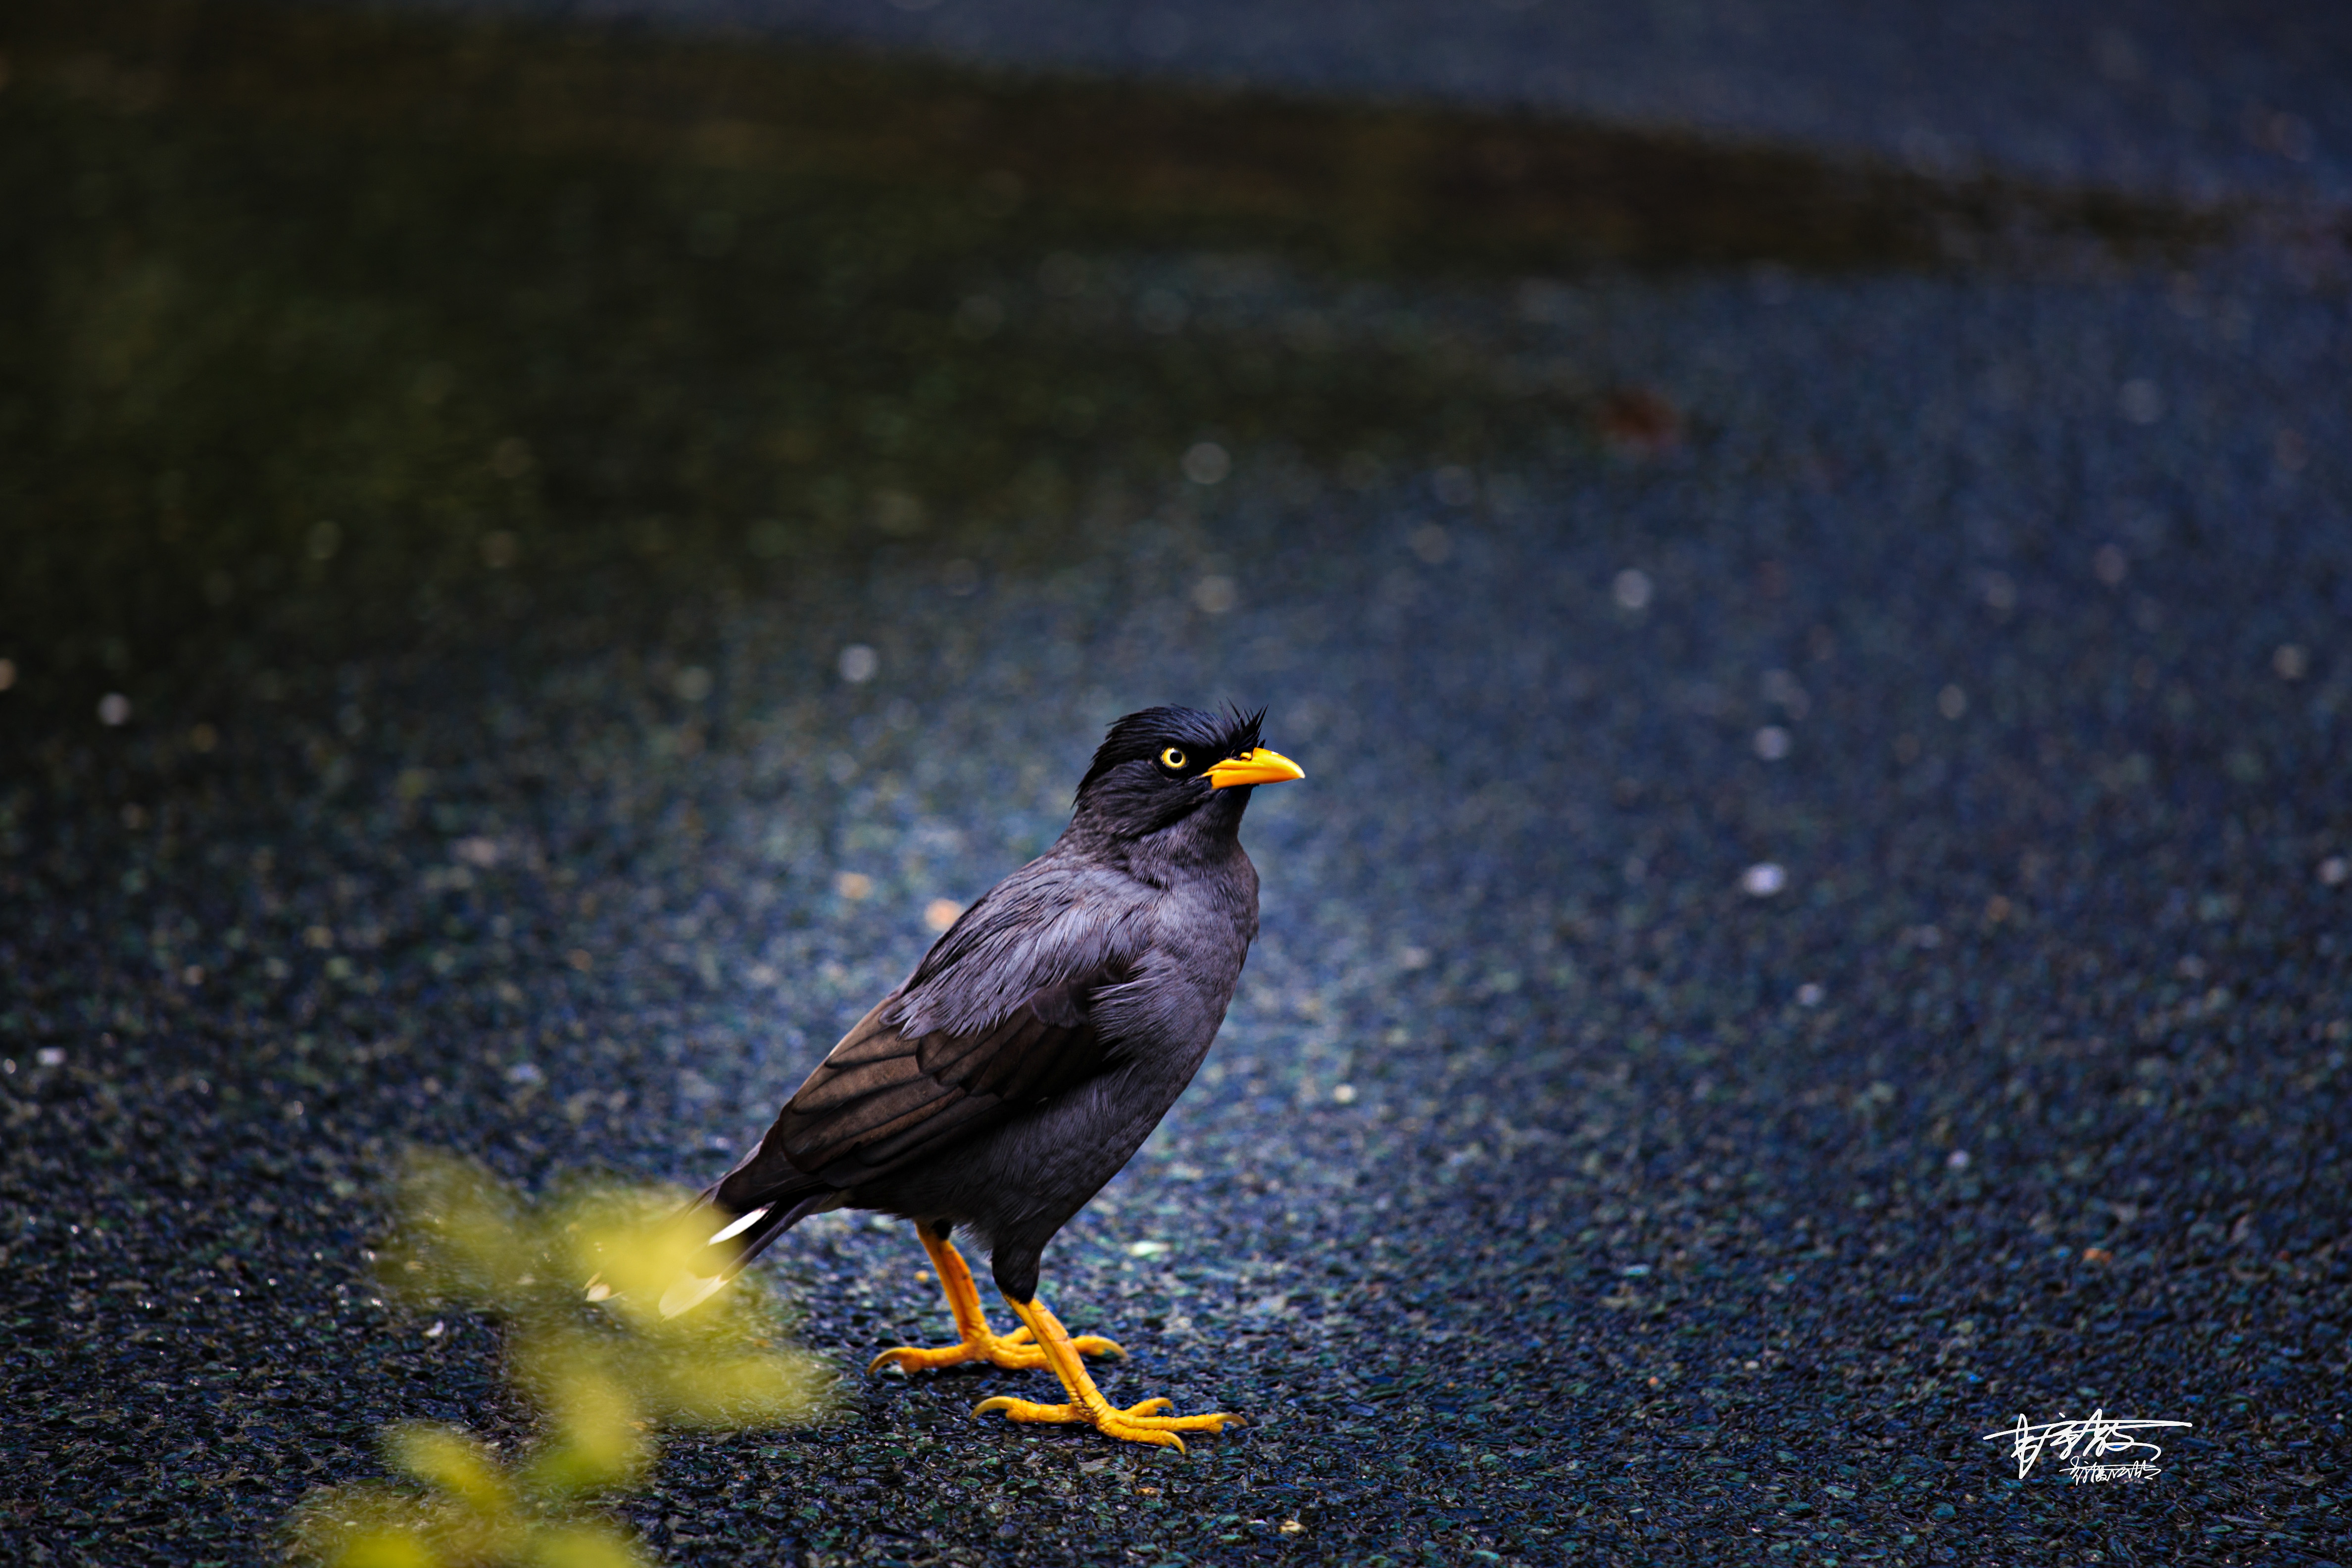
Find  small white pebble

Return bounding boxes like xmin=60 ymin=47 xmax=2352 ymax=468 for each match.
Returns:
xmin=1754 ymin=725 xmax=1792 ymax=761
xmin=97 ymin=693 xmax=132 ymax=727
xmin=838 ymin=643 xmax=879 ymax=683
xmin=1332 ymin=1082 xmax=1358 ymax=1105
xmin=1796 ymin=982 xmax=1825 ymax=1007
xmin=1612 ymin=568 xmax=1653 ymax=610
xmin=1947 ymin=1149 xmax=1972 ymax=1171
xmin=1431 ymin=466 xmax=1476 ymax=507
xmin=2320 ymin=856 xmax=2349 ymax=886
xmin=1180 ymin=442 xmax=1230 ymax=485
xmin=1191 ymin=575 xmax=1237 ymax=614
xmin=1741 ymin=862 xmax=1788 ymax=897
xmin=1127 ymin=1239 xmax=1170 ymax=1258
xmin=38 ymin=1047 xmax=66 ymax=1068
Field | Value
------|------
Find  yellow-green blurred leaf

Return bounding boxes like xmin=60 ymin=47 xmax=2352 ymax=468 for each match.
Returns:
xmin=525 ymin=1521 xmax=654 ymax=1568
xmin=288 ymin=1150 xmax=830 ymax=1567
xmin=635 ymin=1347 xmax=834 ymax=1428
xmin=516 ymin=1357 xmax=650 ymax=1498
xmin=287 ymin=1483 xmax=442 ymax=1568
xmin=327 ymin=1528 xmax=441 ymax=1568
xmin=557 ymin=1203 xmax=737 ymax=1338
xmin=386 ymin=1425 xmax=513 ymax=1519
xmin=378 ymin=1151 xmax=539 ymax=1308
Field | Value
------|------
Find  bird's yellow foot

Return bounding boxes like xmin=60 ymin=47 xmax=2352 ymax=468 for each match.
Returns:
xmin=871 ymin=1225 xmax=1121 ymax=1375
xmin=869 ymin=1323 xmax=1124 ymax=1375
xmin=973 ymin=1294 xmax=1242 ymax=1454
xmin=974 ymin=1393 xmax=1241 ymax=1453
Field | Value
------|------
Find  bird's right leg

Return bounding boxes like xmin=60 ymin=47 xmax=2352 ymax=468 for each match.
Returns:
xmin=974 ymin=1292 xmax=1241 ymax=1453
xmin=869 ymin=1223 xmax=1123 ymax=1375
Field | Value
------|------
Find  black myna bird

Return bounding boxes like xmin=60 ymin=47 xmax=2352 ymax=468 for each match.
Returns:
xmin=642 ymin=705 xmax=1302 ymax=1450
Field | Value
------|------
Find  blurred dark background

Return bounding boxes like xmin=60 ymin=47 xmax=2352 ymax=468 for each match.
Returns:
xmin=2 ymin=2 xmax=2349 ymax=1565
xmin=6 ymin=0 xmax=2270 ymax=724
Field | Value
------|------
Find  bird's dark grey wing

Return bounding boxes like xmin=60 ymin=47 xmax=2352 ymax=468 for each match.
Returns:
xmin=766 ymin=968 xmax=1122 ymax=1185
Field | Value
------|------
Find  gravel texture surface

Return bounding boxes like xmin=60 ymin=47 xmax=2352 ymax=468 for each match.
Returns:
xmin=3 ymin=4 xmax=2351 ymax=1566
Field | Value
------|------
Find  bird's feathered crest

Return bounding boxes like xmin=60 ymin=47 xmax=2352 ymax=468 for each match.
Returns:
xmin=1075 ymin=704 xmax=1266 ymax=802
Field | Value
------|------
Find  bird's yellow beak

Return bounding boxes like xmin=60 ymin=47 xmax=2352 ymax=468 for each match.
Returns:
xmin=1206 ymin=747 xmax=1306 ymax=789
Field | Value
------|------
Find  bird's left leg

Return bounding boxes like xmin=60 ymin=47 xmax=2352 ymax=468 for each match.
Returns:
xmin=869 ymin=1223 xmax=1124 ymax=1374
xmin=974 ymin=1293 xmax=1242 ymax=1453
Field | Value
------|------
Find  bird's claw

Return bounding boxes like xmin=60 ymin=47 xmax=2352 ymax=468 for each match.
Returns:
xmin=869 ymin=1332 xmax=1045 ymax=1374
xmin=972 ymin=1394 xmax=1242 ymax=1452
xmin=868 ymin=1327 xmax=1123 ymax=1375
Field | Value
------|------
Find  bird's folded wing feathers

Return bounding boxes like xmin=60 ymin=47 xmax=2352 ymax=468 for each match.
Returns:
xmin=772 ymin=968 xmax=1124 ymax=1183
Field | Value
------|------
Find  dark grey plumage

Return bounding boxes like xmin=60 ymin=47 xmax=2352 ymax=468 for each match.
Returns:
xmin=693 ymin=705 xmax=1289 ymax=1305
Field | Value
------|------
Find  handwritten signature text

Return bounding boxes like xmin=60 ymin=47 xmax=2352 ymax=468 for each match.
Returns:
xmin=1981 ymin=1411 xmax=2193 ymax=1481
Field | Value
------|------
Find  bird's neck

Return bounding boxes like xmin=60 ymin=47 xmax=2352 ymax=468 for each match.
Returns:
xmin=1065 ymin=788 xmax=1250 ymax=883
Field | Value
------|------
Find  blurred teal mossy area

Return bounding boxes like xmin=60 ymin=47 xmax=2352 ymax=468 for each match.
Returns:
xmin=1 ymin=0 xmax=2221 ymax=721
xmin=287 ymin=1150 xmax=833 ymax=1568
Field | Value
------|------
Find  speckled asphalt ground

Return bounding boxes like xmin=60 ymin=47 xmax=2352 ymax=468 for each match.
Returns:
xmin=5 ymin=5 xmax=2352 ymax=1567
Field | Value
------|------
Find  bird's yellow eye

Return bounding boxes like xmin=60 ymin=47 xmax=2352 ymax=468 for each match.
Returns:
xmin=1158 ymin=746 xmax=1189 ymax=772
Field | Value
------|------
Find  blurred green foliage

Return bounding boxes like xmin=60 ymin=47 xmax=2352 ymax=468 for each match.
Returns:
xmin=286 ymin=1151 xmax=831 ymax=1568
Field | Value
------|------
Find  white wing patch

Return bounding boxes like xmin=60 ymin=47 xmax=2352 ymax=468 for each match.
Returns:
xmin=709 ymin=1205 xmax=771 ymax=1244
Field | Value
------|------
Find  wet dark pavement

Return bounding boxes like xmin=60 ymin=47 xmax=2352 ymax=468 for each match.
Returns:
xmin=372 ymin=0 xmax=2352 ymax=204
xmin=4 ymin=3 xmax=2351 ymax=1566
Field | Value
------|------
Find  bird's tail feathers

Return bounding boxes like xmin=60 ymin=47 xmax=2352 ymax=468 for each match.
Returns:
xmin=581 ymin=1174 xmax=835 ymax=1319
xmin=686 ymin=1184 xmax=833 ymax=1276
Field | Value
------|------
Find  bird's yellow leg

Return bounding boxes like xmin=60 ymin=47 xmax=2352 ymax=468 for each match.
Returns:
xmin=974 ymin=1294 xmax=1242 ymax=1453
xmin=869 ymin=1228 xmax=1123 ymax=1374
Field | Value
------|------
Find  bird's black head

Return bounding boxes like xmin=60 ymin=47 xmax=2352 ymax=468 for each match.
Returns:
xmin=1070 ymin=704 xmax=1303 ymax=840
